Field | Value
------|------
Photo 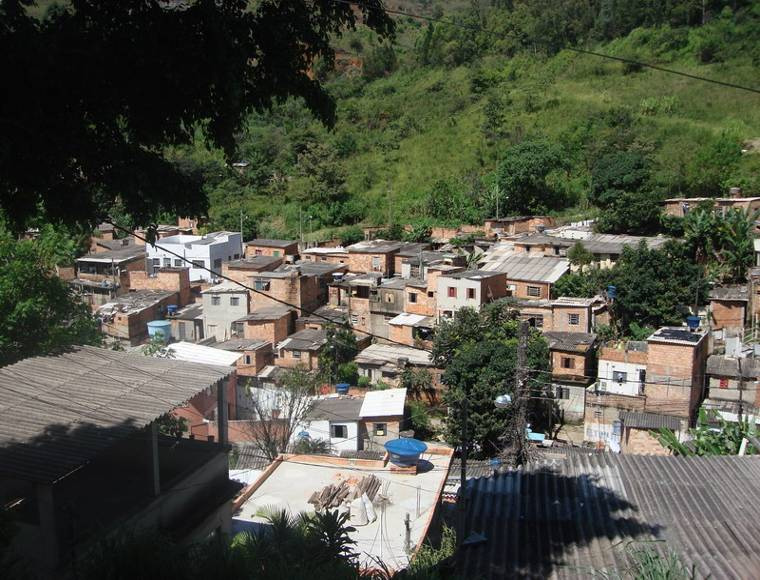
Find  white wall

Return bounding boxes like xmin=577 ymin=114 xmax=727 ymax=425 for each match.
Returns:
xmin=202 ymin=290 xmax=248 ymax=341
xmin=146 ymin=233 xmax=242 ymax=281
xmin=597 ymin=359 xmax=646 ymax=396
xmin=435 ymin=276 xmax=480 ymax=317
xmin=294 ymin=418 xmax=359 ymax=453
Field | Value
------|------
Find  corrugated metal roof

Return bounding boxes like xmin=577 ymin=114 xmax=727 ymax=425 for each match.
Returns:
xmin=545 ymin=331 xmax=597 ymax=353
xmin=355 ymin=343 xmax=433 ymax=367
xmin=490 ymin=254 xmax=569 ymax=283
xmin=451 ymin=453 xmax=760 ymax=579
xmin=619 ymin=410 xmax=683 ymax=430
xmin=309 ymin=396 xmax=363 ymax=421
xmin=166 ymin=342 xmax=242 ymax=366
xmin=708 ymin=284 xmax=749 ymax=301
xmin=388 ymin=312 xmax=433 ymax=327
xmin=0 ymin=345 xmax=232 ymax=484
xmin=359 ymin=388 xmax=406 ymax=418
xmin=277 ymin=328 xmax=327 ymax=351
xmin=245 ymin=239 xmax=298 ymax=248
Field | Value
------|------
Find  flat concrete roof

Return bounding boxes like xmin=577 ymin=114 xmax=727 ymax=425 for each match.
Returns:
xmin=233 ymin=450 xmax=453 ymax=570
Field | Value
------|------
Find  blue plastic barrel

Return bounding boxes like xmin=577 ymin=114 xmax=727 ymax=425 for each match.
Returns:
xmin=686 ymin=315 xmax=700 ymax=330
xmin=167 ymin=304 xmax=178 ymax=316
xmin=336 ymin=383 xmax=350 ymax=394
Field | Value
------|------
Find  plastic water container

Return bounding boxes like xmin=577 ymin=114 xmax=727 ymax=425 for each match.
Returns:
xmin=336 ymin=383 xmax=350 ymax=395
xmin=384 ymin=438 xmax=427 ymax=467
xmin=167 ymin=304 xmax=178 ymax=316
xmin=147 ymin=320 xmax=172 ymax=343
xmin=686 ymin=315 xmax=700 ymax=330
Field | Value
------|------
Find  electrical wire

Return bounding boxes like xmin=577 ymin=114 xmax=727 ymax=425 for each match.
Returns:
xmin=328 ymin=0 xmax=760 ymax=96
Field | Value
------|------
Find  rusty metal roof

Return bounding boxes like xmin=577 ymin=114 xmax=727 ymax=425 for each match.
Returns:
xmin=0 ymin=345 xmax=231 ymax=484
xmin=450 ymin=453 xmax=760 ymax=579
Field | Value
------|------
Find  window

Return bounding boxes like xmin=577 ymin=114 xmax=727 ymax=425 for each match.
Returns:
xmin=163 ymin=258 xmax=171 ymax=267
xmin=374 ymin=423 xmax=387 ymax=436
xmin=207 ymin=324 xmax=217 ymax=336
xmin=254 ymin=279 xmax=270 ymax=291
xmin=232 ymin=322 xmax=244 ymax=335
xmin=466 ymin=288 xmax=476 ymax=299
xmin=331 ymin=424 xmax=348 ymax=439
xmin=174 ymin=259 xmax=183 ymax=267
xmin=557 ymin=387 xmax=570 ymax=399
xmin=443 ymin=310 xmax=453 ymax=319
xmin=255 ymin=249 xmax=263 ymax=255
xmin=350 ymin=314 xmax=359 ymax=325
xmin=213 ymin=258 xmax=222 ymax=270
xmin=408 ymin=292 xmax=418 ymax=304
xmin=233 ymin=254 xmax=240 ymax=260
xmin=192 ymin=260 xmax=204 ymax=269
xmin=178 ymin=321 xmax=186 ymax=340
xmin=245 ymin=355 xmax=252 ymax=365
xmin=568 ymin=313 xmax=580 ymax=325
xmin=320 ymin=256 xmax=327 ymax=262
xmin=561 ymin=357 xmax=575 ymax=369
xmin=371 ymin=256 xmax=381 ymax=271
xmin=553 ymin=246 xmax=561 ymax=256
xmin=531 ymin=315 xmax=544 ymax=328
xmin=384 ymin=293 xmax=394 ymax=304
xmin=152 ymin=258 xmax=161 ymax=266
xmin=211 ymin=295 xmax=221 ymax=306
xmin=527 ymin=286 xmax=541 ymax=297
xmin=719 ymin=377 xmax=729 ymax=389
xmin=612 ymin=371 xmax=627 ymax=384
xmin=448 ymin=287 xmax=457 ymax=298
xmin=273 ymin=250 xmax=281 ymax=257
xmin=230 ymin=296 xmax=240 ymax=306
xmin=427 ymin=291 xmax=434 ymax=298
xmin=292 ymin=350 xmax=301 ymax=358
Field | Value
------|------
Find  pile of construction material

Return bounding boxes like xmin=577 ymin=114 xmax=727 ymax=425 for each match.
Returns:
xmin=308 ymin=474 xmax=382 ymax=526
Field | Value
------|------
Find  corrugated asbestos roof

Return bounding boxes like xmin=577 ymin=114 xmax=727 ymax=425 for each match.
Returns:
xmin=359 ymin=388 xmax=406 ymax=418
xmin=0 ymin=345 xmax=232 ymax=484
xmin=452 ymin=453 xmax=760 ymax=579
xmin=482 ymin=252 xmax=569 ymax=283
xmin=706 ymin=355 xmax=760 ymax=378
xmin=619 ymin=410 xmax=682 ymax=430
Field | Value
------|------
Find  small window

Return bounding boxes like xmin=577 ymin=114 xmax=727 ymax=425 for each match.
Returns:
xmin=320 ymin=256 xmax=327 ymax=262
xmin=152 ymin=258 xmax=161 ymax=266
xmin=384 ymin=293 xmax=394 ymax=304
xmin=371 ymin=256 xmax=381 ymax=270
xmin=273 ymin=250 xmax=281 ymax=257
xmin=230 ymin=296 xmax=240 ymax=306
xmin=192 ymin=260 xmax=204 ymax=269
xmin=443 ymin=310 xmax=453 ymax=319
xmin=408 ymin=292 xmax=418 ymax=304
xmin=533 ymin=316 xmax=544 ymax=328
xmin=448 ymin=287 xmax=457 ymax=298
xmin=232 ymin=322 xmax=244 ymax=335
xmin=719 ymin=377 xmax=729 ymax=389
xmin=213 ymin=258 xmax=222 ymax=270
xmin=466 ymin=288 xmax=476 ymax=299
xmin=211 ymin=295 xmax=221 ymax=306
xmin=292 ymin=350 xmax=301 ymax=358
xmin=374 ymin=423 xmax=387 ymax=437
xmin=245 ymin=355 xmax=252 ymax=365
xmin=527 ymin=286 xmax=541 ymax=297
xmin=233 ymin=254 xmax=240 ymax=260
xmin=174 ymin=259 xmax=183 ymax=267
xmin=568 ymin=313 xmax=580 ymax=325
xmin=557 ymin=386 xmax=570 ymax=399
xmin=255 ymin=249 xmax=263 ymax=255
xmin=561 ymin=357 xmax=575 ymax=369
xmin=163 ymin=258 xmax=171 ymax=267
xmin=332 ymin=424 xmax=348 ymax=439
xmin=254 ymin=279 xmax=270 ymax=291
xmin=350 ymin=314 xmax=358 ymax=325
xmin=612 ymin=371 xmax=627 ymax=383
xmin=427 ymin=291 xmax=434 ymax=298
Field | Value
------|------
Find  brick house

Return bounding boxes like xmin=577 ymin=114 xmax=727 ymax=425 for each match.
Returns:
xmin=502 ymin=255 xmax=569 ymax=300
xmin=708 ymin=284 xmax=748 ymax=336
xmin=392 ymin=242 xmax=432 ymax=274
xmin=551 ymin=296 xmax=609 ymax=333
xmin=662 ymin=187 xmax=760 ymax=218
xmin=296 ymin=305 xmax=348 ymax=332
xmin=618 ymin=411 xmax=683 ymax=455
xmin=435 ymin=270 xmax=507 ymax=319
xmin=585 ymin=327 xmax=708 ymax=452
xmin=404 ymin=264 xmax=464 ymax=318
xmin=212 ymin=338 xmax=275 ymax=378
xmin=73 ymin=245 xmax=147 ymax=306
xmin=359 ymin=388 xmax=407 ymax=452
xmin=399 ymin=251 xmax=466 ymax=280
xmin=244 ymin=239 xmax=299 ymax=260
xmin=276 ymin=328 xmax=327 ymax=371
xmin=129 ymin=267 xmax=192 ymax=307
xmin=301 ymin=246 xmax=349 ymax=266
xmin=544 ymin=331 xmax=597 ymax=422
xmin=221 ymin=256 xmax=284 ymax=285
xmin=482 ymin=216 xmax=555 ymax=238
xmin=328 ymin=274 xmax=381 ymax=336
xmin=369 ymin=277 xmax=407 ymax=340
xmin=169 ymin=303 xmax=204 ymax=342
xmin=355 ymin=343 xmax=436 ymax=387
xmin=388 ymin=312 xmax=435 ymax=349
xmin=247 ymin=268 xmax=323 ymax=314
xmin=346 ymin=239 xmax=403 ymax=276
xmin=237 ymin=305 xmax=295 ymax=344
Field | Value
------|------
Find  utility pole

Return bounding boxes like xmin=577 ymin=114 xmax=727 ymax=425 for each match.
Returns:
xmin=457 ymin=385 xmax=469 ymax=546
xmin=239 ymin=209 xmax=244 ymax=241
xmin=738 ymin=358 xmax=744 ymax=424
xmin=299 ymin=207 xmax=303 ymax=248
xmin=514 ymin=319 xmax=529 ymax=465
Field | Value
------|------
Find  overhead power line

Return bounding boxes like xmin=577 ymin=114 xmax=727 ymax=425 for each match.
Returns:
xmin=329 ymin=0 xmax=760 ymax=96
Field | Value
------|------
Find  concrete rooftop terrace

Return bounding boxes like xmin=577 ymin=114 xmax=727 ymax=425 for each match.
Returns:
xmin=232 ymin=450 xmax=453 ymax=570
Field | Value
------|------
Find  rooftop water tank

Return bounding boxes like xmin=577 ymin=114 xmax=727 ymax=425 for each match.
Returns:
xmin=607 ymin=285 xmax=617 ymax=300
xmin=384 ymin=438 xmax=427 ymax=467
xmin=167 ymin=304 xmax=178 ymax=316
xmin=147 ymin=320 xmax=172 ymax=343
xmin=336 ymin=383 xmax=350 ymax=395
xmin=686 ymin=315 xmax=700 ymax=331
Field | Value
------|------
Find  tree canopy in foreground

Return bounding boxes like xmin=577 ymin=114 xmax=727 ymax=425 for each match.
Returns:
xmin=0 ymin=0 xmax=394 ymax=231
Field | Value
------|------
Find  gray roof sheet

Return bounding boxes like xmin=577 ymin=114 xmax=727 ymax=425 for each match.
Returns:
xmin=544 ymin=331 xmax=597 ymax=352
xmin=516 ymin=232 xmax=669 ymax=254
xmin=706 ymin=355 xmax=760 ymax=378
xmin=490 ymin=254 xmax=569 ymax=283
xmin=279 ymin=328 xmax=327 ymax=351
xmin=619 ymin=410 xmax=683 ymax=430
xmin=245 ymin=239 xmax=298 ymax=248
xmin=709 ymin=284 xmax=749 ymax=301
xmin=0 ymin=345 xmax=232 ymax=484
xmin=77 ymin=246 xmax=146 ymax=263
xmin=225 ymin=256 xmax=282 ymax=269
xmin=452 ymin=453 xmax=760 ymax=579
xmin=308 ymin=397 xmax=363 ymax=421
xmin=236 ymin=306 xmax=293 ymax=321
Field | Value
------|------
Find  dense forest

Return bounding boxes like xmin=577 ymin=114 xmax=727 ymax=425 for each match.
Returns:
xmin=167 ymin=0 xmax=760 ymax=241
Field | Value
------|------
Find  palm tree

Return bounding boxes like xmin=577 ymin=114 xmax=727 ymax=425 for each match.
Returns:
xmin=717 ymin=209 xmax=756 ymax=282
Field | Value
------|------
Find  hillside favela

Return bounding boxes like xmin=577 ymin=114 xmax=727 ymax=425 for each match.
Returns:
xmin=3 ymin=1 xmax=760 ymax=578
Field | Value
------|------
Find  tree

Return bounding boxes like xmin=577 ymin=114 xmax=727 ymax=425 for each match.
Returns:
xmin=432 ymin=302 xmax=551 ymax=457
xmin=247 ymin=367 xmax=319 ymax=461
xmin=656 ymin=409 xmax=757 ymax=456
xmin=400 ymin=367 xmax=435 ymax=403
xmin=0 ymin=234 xmax=101 ymax=366
xmin=567 ymin=241 xmax=594 ymax=273
xmin=0 ymin=0 xmax=394 ymax=230
xmin=716 ymin=209 xmax=755 ymax=283
xmin=494 ymin=140 xmax=568 ymax=215
xmin=318 ymin=325 xmax=358 ymax=385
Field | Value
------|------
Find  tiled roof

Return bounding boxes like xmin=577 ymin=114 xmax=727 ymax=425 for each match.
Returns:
xmin=0 ymin=346 xmax=232 ymax=483
xmin=451 ymin=453 xmax=760 ymax=579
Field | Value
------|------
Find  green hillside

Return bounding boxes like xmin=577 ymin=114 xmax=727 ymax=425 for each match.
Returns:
xmin=184 ymin=1 xmax=760 ymax=240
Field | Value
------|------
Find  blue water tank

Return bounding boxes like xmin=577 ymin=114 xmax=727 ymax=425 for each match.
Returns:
xmin=607 ymin=285 xmax=617 ymax=300
xmin=384 ymin=438 xmax=427 ymax=467
xmin=147 ymin=320 xmax=172 ymax=343
xmin=336 ymin=383 xmax=350 ymax=395
xmin=167 ymin=304 xmax=178 ymax=316
xmin=686 ymin=315 xmax=700 ymax=330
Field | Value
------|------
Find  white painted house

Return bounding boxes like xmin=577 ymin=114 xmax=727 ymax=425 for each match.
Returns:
xmin=146 ymin=231 xmax=243 ymax=282
xmin=296 ymin=396 xmax=363 ymax=454
xmin=596 ymin=343 xmax=648 ymax=397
